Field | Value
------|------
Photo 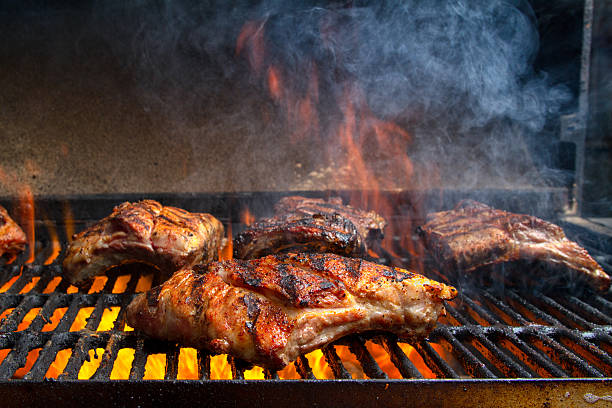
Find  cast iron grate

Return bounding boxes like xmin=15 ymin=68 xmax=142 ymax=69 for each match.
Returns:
xmin=0 ymin=196 xmax=611 ymax=381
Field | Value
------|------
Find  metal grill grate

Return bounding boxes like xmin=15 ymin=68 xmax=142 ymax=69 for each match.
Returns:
xmin=0 ymin=195 xmax=611 ymax=382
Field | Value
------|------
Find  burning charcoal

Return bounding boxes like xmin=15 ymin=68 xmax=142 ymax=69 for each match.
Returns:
xmin=62 ymin=200 xmax=225 ymax=288
xmin=419 ymin=200 xmax=610 ymax=293
xmin=126 ymin=252 xmax=457 ymax=369
xmin=233 ymin=196 xmax=386 ymax=259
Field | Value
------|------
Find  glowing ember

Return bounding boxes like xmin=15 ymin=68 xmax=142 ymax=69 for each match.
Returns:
xmin=78 ymin=348 xmax=105 ymax=379
xmin=177 ymin=348 xmax=199 ymax=380
xmin=209 ymin=354 xmax=232 ymax=380
xmin=143 ymin=354 xmax=166 ymax=380
xmin=110 ymin=349 xmax=135 ymax=380
xmin=45 ymin=349 xmax=71 ymax=379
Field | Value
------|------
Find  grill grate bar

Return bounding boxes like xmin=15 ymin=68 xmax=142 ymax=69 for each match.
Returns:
xmin=5 ymin=269 xmax=36 ymax=294
xmin=346 ymin=335 xmax=388 ymax=379
xmin=91 ymin=332 xmax=124 ymax=380
xmin=565 ymin=296 xmax=612 ymax=325
xmin=228 ymin=356 xmax=245 ymax=379
xmin=164 ymin=346 xmax=180 ymax=380
xmin=467 ymin=328 xmax=533 ymax=378
xmin=264 ymin=367 xmax=279 ymax=379
xmin=128 ymin=338 xmax=147 ymax=380
xmin=26 ymin=293 xmax=66 ymax=333
xmin=505 ymin=290 xmax=564 ymax=326
xmin=321 ymin=345 xmax=352 ymax=379
xmin=536 ymin=294 xmax=594 ymax=330
xmin=413 ymin=341 xmax=458 ymax=378
xmin=460 ymin=293 xmax=502 ymax=325
xmin=0 ymin=333 xmax=38 ymax=379
xmin=380 ymin=335 xmax=423 ymax=379
xmin=590 ymin=295 xmax=612 ymax=316
xmin=0 ymin=295 xmax=43 ymax=332
xmin=522 ymin=330 xmax=604 ymax=377
xmin=560 ymin=331 xmax=612 ymax=375
xmin=499 ymin=329 xmax=568 ymax=377
xmin=438 ymin=327 xmax=496 ymax=378
xmin=1 ymin=198 xmax=611 ymax=382
xmin=31 ymin=267 xmax=57 ymax=293
xmin=295 ymin=355 xmax=316 ymax=379
xmin=23 ymin=337 xmax=61 ymax=380
xmin=58 ymin=335 xmax=92 ymax=379
xmin=197 ymin=350 xmax=211 ymax=380
xmin=478 ymin=291 xmax=530 ymax=326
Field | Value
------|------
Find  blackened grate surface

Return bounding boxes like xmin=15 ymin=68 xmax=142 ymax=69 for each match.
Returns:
xmin=0 ymin=193 xmax=611 ymax=382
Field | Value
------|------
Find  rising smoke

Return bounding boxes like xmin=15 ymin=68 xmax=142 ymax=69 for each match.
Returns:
xmin=91 ymin=0 xmax=573 ymax=191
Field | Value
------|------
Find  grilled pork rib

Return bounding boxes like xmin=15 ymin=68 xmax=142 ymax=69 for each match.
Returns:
xmin=127 ymin=252 xmax=457 ymax=369
xmin=0 ymin=205 xmax=26 ymax=258
xmin=419 ymin=200 xmax=610 ymax=292
xmin=63 ymin=200 xmax=224 ymax=287
xmin=234 ymin=196 xmax=386 ymax=259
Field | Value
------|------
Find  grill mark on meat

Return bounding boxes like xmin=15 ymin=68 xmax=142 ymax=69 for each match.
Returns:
xmin=278 ymin=264 xmax=300 ymax=304
xmin=345 ymin=257 xmax=362 ymax=278
xmin=243 ymin=293 xmax=261 ymax=334
xmin=234 ymin=196 xmax=385 ymax=260
xmin=126 ymin=255 xmax=456 ymax=368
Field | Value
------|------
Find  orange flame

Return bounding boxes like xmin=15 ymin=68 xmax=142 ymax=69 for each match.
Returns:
xmin=240 ymin=207 xmax=256 ymax=226
xmin=43 ymin=219 xmax=61 ymax=265
xmin=219 ymin=223 xmax=233 ymax=261
xmin=267 ymin=67 xmax=282 ymax=101
xmin=63 ymin=202 xmax=75 ymax=243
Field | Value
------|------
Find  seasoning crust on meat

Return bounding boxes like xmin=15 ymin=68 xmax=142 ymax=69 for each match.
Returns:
xmin=63 ymin=200 xmax=225 ymax=287
xmin=0 ymin=205 xmax=27 ymax=258
xmin=126 ymin=252 xmax=457 ymax=369
xmin=234 ymin=196 xmax=386 ymax=259
xmin=419 ymin=200 xmax=610 ymax=292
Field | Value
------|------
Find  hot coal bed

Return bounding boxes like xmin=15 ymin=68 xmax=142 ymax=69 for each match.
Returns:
xmin=0 ymin=191 xmax=610 ymax=407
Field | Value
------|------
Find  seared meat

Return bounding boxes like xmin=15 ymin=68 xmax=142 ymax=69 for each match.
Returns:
xmin=234 ymin=196 xmax=386 ymax=259
xmin=419 ymin=200 xmax=610 ymax=292
xmin=0 ymin=205 xmax=26 ymax=258
xmin=63 ymin=200 xmax=225 ymax=287
xmin=127 ymin=252 xmax=457 ymax=369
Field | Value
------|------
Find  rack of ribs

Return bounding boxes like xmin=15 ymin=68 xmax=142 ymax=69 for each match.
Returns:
xmin=126 ymin=252 xmax=457 ymax=369
xmin=63 ymin=200 xmax=225 ymax=287
xmin=419 ymin=200 xmax=610 ymax=292
xmin=0 ymin=205 xmax=26 ymax=258
xmin=233 ymin=196 xmax=386 ymax=259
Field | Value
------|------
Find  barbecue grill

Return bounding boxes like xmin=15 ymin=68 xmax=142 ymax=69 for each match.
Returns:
xmin=1 ymin=0 xmax=611 ymax=406
xmin=0 ymin=192 xmax=611 ymax=407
